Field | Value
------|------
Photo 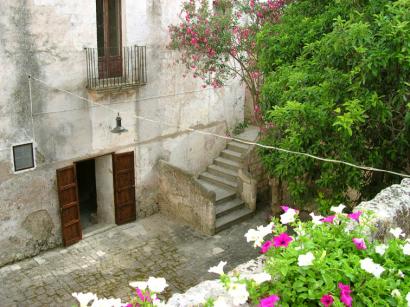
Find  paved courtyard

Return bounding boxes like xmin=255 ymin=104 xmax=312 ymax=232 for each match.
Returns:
xmin=0 ymin=205 xmax=270 ymax=306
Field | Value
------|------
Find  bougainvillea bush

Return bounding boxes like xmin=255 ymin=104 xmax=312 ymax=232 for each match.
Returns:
xmin=168 ymin=0 xmax=289 ymax=109
xmin=257 ymin=0 xmax=410 ymax=209
xmin=209 ymin=206 xmax=410 ymax=306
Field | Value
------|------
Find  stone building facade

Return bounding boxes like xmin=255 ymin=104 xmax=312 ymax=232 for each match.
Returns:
xmin=0 ymin=0 xmax=245 ymax=266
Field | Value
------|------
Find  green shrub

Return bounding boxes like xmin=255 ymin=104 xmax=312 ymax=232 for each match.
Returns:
xmin=257 ymin=0 xmax=410 ymax=210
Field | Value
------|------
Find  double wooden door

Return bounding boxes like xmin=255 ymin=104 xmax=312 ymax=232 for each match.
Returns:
xmin=57 ymin=151 xmax=136 ymax=247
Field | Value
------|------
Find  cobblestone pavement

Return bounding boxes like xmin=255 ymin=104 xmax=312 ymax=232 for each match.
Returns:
xmin=0 ymin=205 xmax=270 ymax=307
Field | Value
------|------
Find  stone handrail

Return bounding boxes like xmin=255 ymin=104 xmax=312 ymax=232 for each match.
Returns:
xmin=158 ymin=160 xmax=216 ymax=235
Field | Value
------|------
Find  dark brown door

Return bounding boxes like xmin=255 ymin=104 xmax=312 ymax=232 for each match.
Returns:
xmin=56 ymin=166 xmax=82 ymax=246
xmin=97 ymin=0 xmax=122 ymax=78
xmin=113 ymin=152 xmax=136 ymax=225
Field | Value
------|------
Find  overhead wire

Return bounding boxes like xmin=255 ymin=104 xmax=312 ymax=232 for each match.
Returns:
xmin=9 ymin=75 xmax=410 ymax=178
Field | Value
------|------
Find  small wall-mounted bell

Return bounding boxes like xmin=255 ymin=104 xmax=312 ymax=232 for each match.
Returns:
xmin=111 ymin=113 xmax=128 ymax=134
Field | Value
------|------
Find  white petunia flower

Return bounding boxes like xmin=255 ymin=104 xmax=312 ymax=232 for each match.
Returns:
xmin=147 ymin=277 xmax=168 ymax=293
xmin=398 ymin=270 xmax=405 ymax=278
xmin=294 ymin=224 xmax=306 ymax=236
xmin=375 ymin=244 xmax=387 ymax=256
xmin=244 ymin=228 xmax=263 ymax=247
xmin=360 ymin=257 xmax=385 ymax=278
xmin=298 ymin=252 xmax=315 ymax=267
xmin=250 ymin=272 xmax=271 ymax=284
xmin=403 ymin=243 xmax=410 ymax=255
xmin=406 ymin=292 xmax=410 ymax=306
xmin=228 ymin=283 xmax=249 ymax=306
xmin=309 ymin=212 xmax=323 ymax=225
xmin=391 ymin=289 xmax=401 ymax=298
xmin=72 ymin=292 xmax=98 ymax=307
xmin=280 ymin=208 xmax=297 ymax=224
xmin=213 ymin=297 xmax=230 ymax=307
xmin=389 ymin=227 xmax=405 ymax=239
xmin=129 ymin=281 xmax=148 ymax=290
xmin=256 ymin=222 xmax=275 ymax=237
xmin=208 ymin=261 xmax=227 ymax=275
xmin=330 ymin=204 xmax=346 ymax=214
xmin=244 ymin=223 xmax=274 ymax=248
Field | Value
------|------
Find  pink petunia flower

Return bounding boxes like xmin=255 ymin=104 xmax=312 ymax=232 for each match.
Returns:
xmin=340 ymin=293 xmax=352 ymax=307
xmin=338 ymin=283 xmax=352 ymax=307
xmin=338 ymin=283 xmax=351 ymax=295
xmin=280 ymin=205 xmax=289 ymax=212
xmin=352 ymin=238 xmax=367 ymax=250
xmin=136 ymin=288 xmax=151 ymax=303
xmin=259 ymin=294 xmax=280 ymax=307
xmin=321 ymin=215 xmax=336 ymax=223
xmin=260 ymin=240 xmax=274 ymax=254
xmin=348 ymin=211 xmax=362 ymax=222
xmin=320 ymin=294 xmax=334 ymax=307
xmin=273 ymin=233 xmax=293 ymax=248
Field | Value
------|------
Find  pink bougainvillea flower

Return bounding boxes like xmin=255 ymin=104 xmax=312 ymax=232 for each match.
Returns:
xmin=348 ymin=211 xmax=362 ymax=222
xmin=320 ymin=294 xmax=334 ymax=307
xmin=321 ymin=215 xmax=336 ymax=223
xmin=260 ymin=240 xmax=274 ymax=254
xmin=280 ymin=205 xmax=289 ymax=212
xmin=259 ymin=294 xmax=280 ymax=307
xmin=273 ymin=233 xmax=293 ymax=248
xmin=352 ymin=238 xmax=367 ymax=250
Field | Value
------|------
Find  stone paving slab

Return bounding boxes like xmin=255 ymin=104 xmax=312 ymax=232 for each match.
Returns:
xmin=0 ymin=206 xmax=270 ymax=307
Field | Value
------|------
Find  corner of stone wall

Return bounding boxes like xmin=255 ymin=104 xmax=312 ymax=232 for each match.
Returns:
xmin=157 ymin=160 xmax=216 ymax=235
xmin=356 ymin=178 xmax=410 ymax=240
xmin=241 ymin=146 xmax=270 ymax=208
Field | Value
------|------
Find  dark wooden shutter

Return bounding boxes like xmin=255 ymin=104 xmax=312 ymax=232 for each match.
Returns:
xmin=97 ymin=0 xmax=123 ymax=79
xmin=56 ymin=166 xmax=82 ymax=246
xmin=113 ymin=151 xmax=136 ymax=225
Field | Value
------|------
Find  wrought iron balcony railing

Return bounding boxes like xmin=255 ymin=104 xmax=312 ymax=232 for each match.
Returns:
xmin=85 ymin=46 xmax=147 ymax=90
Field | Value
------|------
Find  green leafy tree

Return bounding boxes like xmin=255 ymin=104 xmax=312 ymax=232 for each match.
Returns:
xmin=257 ymin=0 xmax=410 ymax=211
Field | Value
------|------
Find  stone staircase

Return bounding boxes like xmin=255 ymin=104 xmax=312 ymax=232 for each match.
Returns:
xmin=196 ymin=140 xmax=254 ymax=233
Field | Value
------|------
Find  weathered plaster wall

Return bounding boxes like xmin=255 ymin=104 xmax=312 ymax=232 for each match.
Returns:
xmin=0 ymin=0 xmax=245 ymax=266
xmin=95 ymin=155 xmax=115 ymax=225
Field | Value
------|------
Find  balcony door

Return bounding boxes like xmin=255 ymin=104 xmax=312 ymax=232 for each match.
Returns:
xmin=97 ymin=0 xmax=122 ymax=79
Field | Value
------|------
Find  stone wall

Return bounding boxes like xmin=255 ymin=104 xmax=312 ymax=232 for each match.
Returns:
xmin=158 ymin=160 xmax=217 ymax=235
xmin=0 ymin=0 xmax=244 ymax=267
xmin=241 ymin=146 xmax=270 ymax=205
xmin=356 ymin=178 xmax=410 ymax=240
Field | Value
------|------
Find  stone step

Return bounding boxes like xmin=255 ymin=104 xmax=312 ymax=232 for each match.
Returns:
xmin=215 ymin=207 xmax=254 ymax=233
xmin=220 ymin=149 xmax=243 ymax=163
xmin=227 ymin=141 xmax=250 ymax=154
xmin=196 ymin=179 xmax=237 ymax=204
xmin=214 ymin=157 xmax=241 ymax=171
xmin=215 ymin=198 xmax=244 ymax=218
xmin=207 ymin=164 xmax=238 ymax=181
xmin=199 ymin=172 xmax=237 ymax=190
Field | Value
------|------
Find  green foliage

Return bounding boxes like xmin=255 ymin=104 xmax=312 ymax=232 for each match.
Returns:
xmin=257 ymin=0 xmax=410 ymax=209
